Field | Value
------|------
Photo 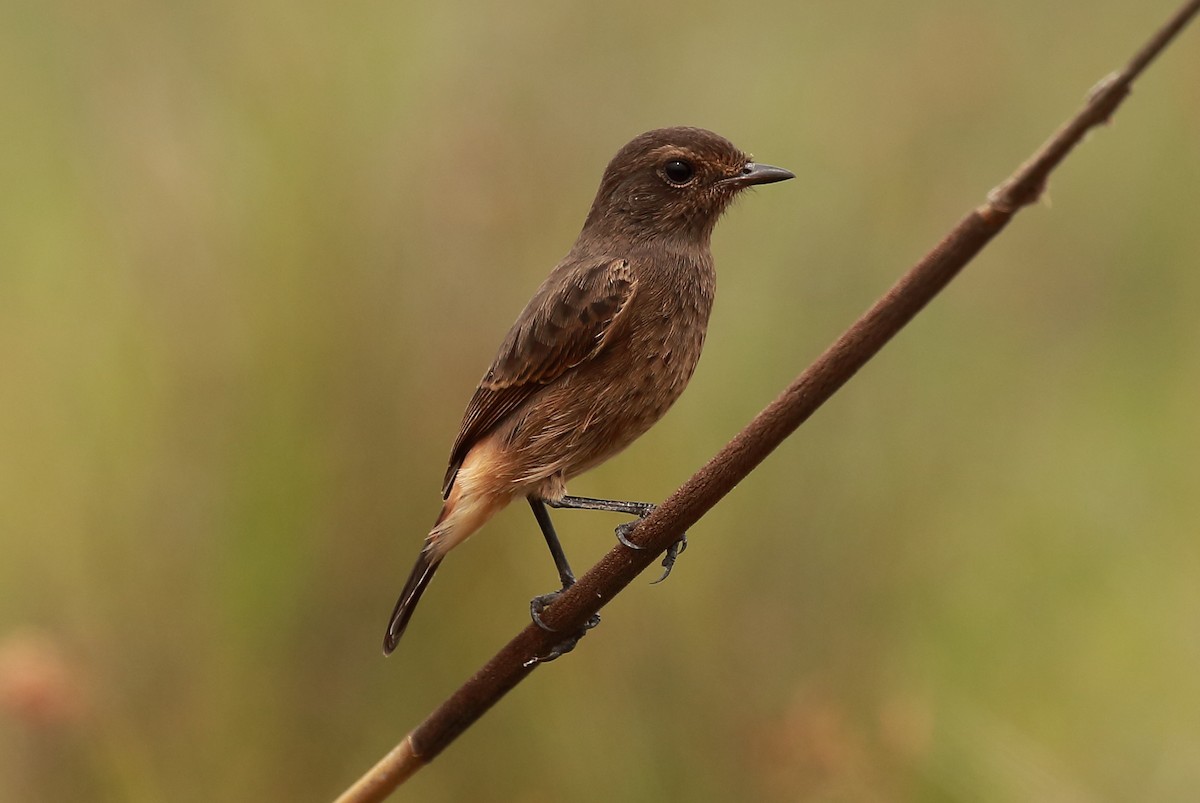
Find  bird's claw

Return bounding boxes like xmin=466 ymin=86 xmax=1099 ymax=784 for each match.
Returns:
xmin=529 ymin=588 xmax=600 ymax=663
xmin=529 ymin=589 xmax=562 ymax=630
xmin=615 ymin=503 xmax=657 ymax=549
xmin=615 ymin=519 xmax=643 ymax=550
xmin=650 ymin=533 xmax=688 ymax=584
xmin=614 ymin=508 xmax=689 ymax=584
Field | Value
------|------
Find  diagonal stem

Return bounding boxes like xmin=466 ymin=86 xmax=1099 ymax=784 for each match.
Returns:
xmin=334 ymin=3 xmax=1200 ymax=800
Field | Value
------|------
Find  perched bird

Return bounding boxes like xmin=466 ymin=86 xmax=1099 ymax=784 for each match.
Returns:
xmin=383 ymin=127 xmax=792 ymax=656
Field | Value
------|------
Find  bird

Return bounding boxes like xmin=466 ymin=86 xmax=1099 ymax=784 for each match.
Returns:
xmin=383 ymin=126 xmax=793 ymax=657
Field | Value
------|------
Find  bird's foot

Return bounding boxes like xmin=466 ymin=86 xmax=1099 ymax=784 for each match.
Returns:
xmin=529 ymin=587 xmax=601 ymax=663
xmin=614 ymin=501 xmax=659 ymax=549
xmin=651 ymin=533 xmax=688 ymax=584
xmin=615 ymin=519 xmax=644 ymax=550
xmin=615 ymin=511 xmax=688 ymax=585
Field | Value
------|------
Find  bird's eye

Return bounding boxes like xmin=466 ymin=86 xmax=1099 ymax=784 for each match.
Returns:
xmin=661 ymin=159 xmax=695 ymax=186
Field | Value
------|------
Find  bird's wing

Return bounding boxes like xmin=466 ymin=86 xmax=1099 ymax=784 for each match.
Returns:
xmin=442 ymin=256 xmax=637 ymax=497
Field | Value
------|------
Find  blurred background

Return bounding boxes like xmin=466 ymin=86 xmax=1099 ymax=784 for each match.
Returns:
xmin=3 ymin=0 xmax=1199 ymax=800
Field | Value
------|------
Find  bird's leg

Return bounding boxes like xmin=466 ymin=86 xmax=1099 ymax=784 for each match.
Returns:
xmin=547 ymin=495 xmax=689 ymax=583
xmin=547 ymin=494 xmax=655 ymax=517
xmin=550 ymin=495 xmax=650 ymax=550
xmin=530 ymin=497 xmax=579 ymax=591
xmin=527 ymin=498 xmax=599 ymax=662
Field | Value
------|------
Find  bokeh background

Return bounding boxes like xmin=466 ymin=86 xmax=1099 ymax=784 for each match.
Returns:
xmin=3 ymin=0 xmax=1200 ymax=800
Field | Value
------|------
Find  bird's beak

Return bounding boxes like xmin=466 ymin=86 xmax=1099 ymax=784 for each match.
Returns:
xmin=722 ymin=162 xmax=795 ymax=188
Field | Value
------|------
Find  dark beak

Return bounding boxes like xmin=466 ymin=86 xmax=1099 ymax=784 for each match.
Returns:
xmin=723 ymin=162 xmax=795 ymax=188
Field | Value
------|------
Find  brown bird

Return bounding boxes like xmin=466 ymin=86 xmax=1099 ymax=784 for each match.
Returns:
xmin=383 ymin=127 xmax=792 ymax=656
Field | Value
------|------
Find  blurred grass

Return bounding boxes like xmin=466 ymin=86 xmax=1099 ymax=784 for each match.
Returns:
xmin=2 ymin=0 xmax=1199 ymax=800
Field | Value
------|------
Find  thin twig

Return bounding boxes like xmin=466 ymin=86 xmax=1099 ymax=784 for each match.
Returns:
xmin=335 ymin=3 xmax=1200 ymax=800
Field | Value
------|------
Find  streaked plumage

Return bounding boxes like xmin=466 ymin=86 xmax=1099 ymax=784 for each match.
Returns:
xmin=384 ymin=127 xmax=792 ymax=654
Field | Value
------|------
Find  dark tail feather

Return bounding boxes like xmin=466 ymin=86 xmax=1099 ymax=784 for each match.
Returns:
xmin=382 ymin=550 xmax=441 ymax=655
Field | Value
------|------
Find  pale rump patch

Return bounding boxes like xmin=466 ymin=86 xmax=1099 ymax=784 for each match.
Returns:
xmin=425 ymin=438 xmax=514 ymax=559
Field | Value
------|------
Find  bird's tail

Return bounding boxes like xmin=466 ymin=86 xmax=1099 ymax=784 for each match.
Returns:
xmin=383 ymin=442 xmax=508 ymax=655
xmin=382 ymin=548 xmax=441 ymax=654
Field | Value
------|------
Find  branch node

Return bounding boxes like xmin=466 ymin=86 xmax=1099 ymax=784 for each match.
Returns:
xmin=975 ymin=201 xmax=1013 ymax=226
xmin=1087 ymin=72 xmax=1131 ymax=124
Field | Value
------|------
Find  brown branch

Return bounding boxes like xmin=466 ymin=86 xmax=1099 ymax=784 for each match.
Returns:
xmin=335 ymin=3 xmax=1200 ymax=800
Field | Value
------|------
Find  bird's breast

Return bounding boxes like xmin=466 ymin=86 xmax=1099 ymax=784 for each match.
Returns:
xmin=498 ymin=252 xmax=716 ymax=486
xmin=563 ymin=261 xmax=715 ymax=456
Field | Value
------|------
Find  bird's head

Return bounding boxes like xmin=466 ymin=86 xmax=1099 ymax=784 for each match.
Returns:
xmin=581 ymin=127 xmax=793 ymax=245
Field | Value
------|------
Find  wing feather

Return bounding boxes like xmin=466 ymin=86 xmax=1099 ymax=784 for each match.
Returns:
xmin=441 ymin=256 xmax=636 ymax=496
